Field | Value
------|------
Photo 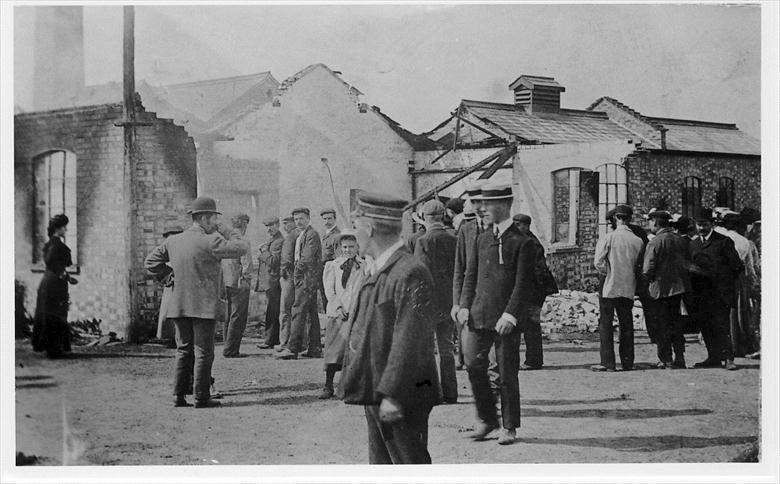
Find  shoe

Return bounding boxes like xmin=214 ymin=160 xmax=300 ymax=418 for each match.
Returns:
xmin=211 ymin=388 xmax=223 ymax=399
xmin=725 ymin=359 xmax=738 ymax=371
xmin=174 ymin=395 xmax=192 ymax=407
xmin=618 ymin=366 xmax=633 ymax=372
xmin=223 ymin=353 xmax=247 ymax=358
xmin=274 ymin=345 xmax=285 ymax=352
xmin=693 ymin=358 xmax=722 ymax=368
xmin=194 ymin=399 xmax=222 ymax=408
xmin=318 ymin=386 xmax=335 ymax=399
xmin=469 ymin=422 xmax=499 ymax=441
xmin=275 ymin=349 xmax=298 ymax=360
xmin=301 ymin=351 xmax=322 ymax=358
xmin=656 ymin=361 xmax=672 ymax=369
xmin=745 ymin=352 xmax=761 ymax=360
xmin=497 ymin=428 xmax=516 ymax=445
xmin=590 ymin=365 xmax=615 ymax=372
xmin=671 ymin=359 xmax=687 ymax=369
xmin=256 ymin=343 xmax=272 ymax=349
xmin=519 ymin=364 xmax=542 ymax=371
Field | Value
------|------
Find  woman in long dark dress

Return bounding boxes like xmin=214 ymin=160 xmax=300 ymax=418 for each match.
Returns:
xmin=32 ymin=214 xmax=75 ymax=358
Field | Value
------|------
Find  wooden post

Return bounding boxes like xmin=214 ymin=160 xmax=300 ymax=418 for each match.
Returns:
xmin=122 ymin=5 xmax=140 ymax=342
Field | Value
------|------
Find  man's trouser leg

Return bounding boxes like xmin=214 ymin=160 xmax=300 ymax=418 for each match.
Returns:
xmin=710 ymin=299 xmax=734 ymax=361
xmin=364 ymin=405 xmax=432 ymax=464
xmin=523 ymin=305 xmax=543 ymax=368
xmin=655 ymin=295 xmax=681 ymax=363
xmin=192 ymin=318 xmax=216 ymax=401
xmin=495 ymin=327 xmax=522 ymax=430
xmin=279 ymin=277 xmax=294 ymax=348
xmin=598 ymin=297 xmax=617 ymax=369
xmin=288 ymin=278 xmax=315 ymax=354
xmin=692 ymin=285 xmax=718 ymax=359
xmin=639 ymin=291 xmax=658 ymax=343
xmin=223 ymin=286 xmax=249 ymax=357
xmin=265 ymin=281 xmax=281 ymax=346
xmin=462 ymin=326 xmax=500 ymax=428
xmin=307 ymin=295 xmax=322 ymax=355
xmin=435 ymin=318 xmax=458 ymax=402
xmin=614 ymin=297 xmax=635 ymax=370
xmin=173 ymin=318 xmax=194 ymax=396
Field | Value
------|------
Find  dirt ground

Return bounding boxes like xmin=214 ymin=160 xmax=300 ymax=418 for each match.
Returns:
xmin=14 ymin=323 xmax=760 ymax=466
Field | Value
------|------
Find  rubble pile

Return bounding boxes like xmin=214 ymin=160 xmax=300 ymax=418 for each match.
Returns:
xmin=540 ymin=290 xmax=646 ymax=334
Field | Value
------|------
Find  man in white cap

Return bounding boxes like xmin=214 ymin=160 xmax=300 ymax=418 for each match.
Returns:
xmin=459 ymin=181 xmax=538 ymax=445
xmin=145 ymin=196 xmax=249 ymax=408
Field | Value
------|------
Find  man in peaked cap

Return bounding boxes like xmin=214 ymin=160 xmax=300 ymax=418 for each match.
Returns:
xmin=643 ymin=208 xmax=691 ymax=369
xmin=689 ymin=207 xmax=743 ymax=370
xmin=592 ymin=203 xmax=644 ymax=373
xmin=339 ymin=191 xmax=439 ymax=464
xmin=414 ymin=199 xmax=459 ymax=404
xmin=256 ymin=216 xmax=284 ymax=349
xmin=277 ymin=207 xmax=323 ymax=359
xmin=221 ymin=213 xmax=254 ymax=358
xmin=459 ymin=181 xmax=539 ymax=446
xmin=145 ymin=196 xmax=249 ymax=408
xmin=512 ymin=213 xmax=557 ymax=371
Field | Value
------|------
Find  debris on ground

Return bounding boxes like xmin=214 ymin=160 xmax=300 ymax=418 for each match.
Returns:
xmin=541 ymin=290 xmax=646 ymax=334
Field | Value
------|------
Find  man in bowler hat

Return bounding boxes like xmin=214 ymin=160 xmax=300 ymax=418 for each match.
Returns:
xmin=339 ymin=191 xmax=439 ymax=464
xmin=145 ymin=197 xmax=249 ymax=408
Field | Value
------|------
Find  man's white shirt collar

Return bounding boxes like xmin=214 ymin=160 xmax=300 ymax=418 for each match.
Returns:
xmin=325 ymin=225 xmax=338 ymax=236
xmin=370 ymin=239 xmax=404 ymax=276
xmin=493 ymin=217 xmax=513 ymax=239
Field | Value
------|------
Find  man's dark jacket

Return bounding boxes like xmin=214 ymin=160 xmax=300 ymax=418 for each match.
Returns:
xmin=339 ymin=247 xmax=440 ymax=411
xmin=461 ymin=223 xmax=539 ymax=329
xmin=453 ymin=219 xmax=488 ymax=307
xmin=689 ymin=231 xmax=743 ymax=306
xmin=414 ymin=225 xmax=457 ymax=320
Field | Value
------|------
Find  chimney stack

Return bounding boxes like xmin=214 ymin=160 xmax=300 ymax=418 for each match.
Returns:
xmin=508 ymin=75 xmax=565 ymax=113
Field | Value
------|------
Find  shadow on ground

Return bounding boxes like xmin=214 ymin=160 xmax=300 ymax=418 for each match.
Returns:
xmin=522 ymin=408 xmax=712 ymax=419
xmin=517 ymin=435 xmax=756 ymax=452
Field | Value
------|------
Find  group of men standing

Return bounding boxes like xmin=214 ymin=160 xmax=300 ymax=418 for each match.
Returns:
xmin=593 ymin=204 xmax=759 ymax=373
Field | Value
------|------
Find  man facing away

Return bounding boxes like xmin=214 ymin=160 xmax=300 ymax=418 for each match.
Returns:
xmin=277 ymin=207 xmax=322 ymax=359
xmin=689 ymin=208 xmax=743 ymax=370
xmin=145 ymin=197 xmax=249 ymax=408
xmin=512 ymin=213 xmax=558 ymax=370
xmin=592 ymin=204 xmax=644 ymax=372
xmin=339 ymin=190 xmax=440 ymax=464
xmin=275 ymin=216 xmax=299 ymax=353
xmin=459 ymin=181 xmax=538 ymax=446
xmin=643 ymin=208 xmax=691 ymax=369
xmin=414 ymin=199 xmax=458 ymax=404
xmin=257 ymin=216 xmax=284 ymax=349
xmin=221 ymin=213 xmax=253 ymax=358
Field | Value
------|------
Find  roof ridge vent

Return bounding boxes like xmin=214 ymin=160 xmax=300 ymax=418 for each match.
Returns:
xmin=508 ymin=74 xmax=565 ymax=113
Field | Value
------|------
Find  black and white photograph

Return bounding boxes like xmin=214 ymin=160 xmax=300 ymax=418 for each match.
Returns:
xmin=2 ymin=1 xmax=778 ymax=482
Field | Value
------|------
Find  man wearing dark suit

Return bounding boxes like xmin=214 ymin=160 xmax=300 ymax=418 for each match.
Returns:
xmin=340 ymin=191 xmax=440 ymax=464
xmin=513 ymin=213 xmax=557 ymax=370
xmin=689 ymin=208 xmax=743 ymax=370
xmin=460 ymin=182 xmax=538 ymax=446
xmin=275 ymin=216 xmax=299 ymax=353
xmin=320 ymin=208 xmax=341 ymax=310
xmin=277 ymin=207 xmax=323 ymax=359
xmin=257 ymin=216 xmax=284 ymax=349
xmin=642 ymin=209 xmax=691 ymax=369
xmin=414 ymin=199 xmax=458 ymax=404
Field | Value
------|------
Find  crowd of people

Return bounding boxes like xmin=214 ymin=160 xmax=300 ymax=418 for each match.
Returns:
xmin=30 ymin=177 xmax=761 ymax=465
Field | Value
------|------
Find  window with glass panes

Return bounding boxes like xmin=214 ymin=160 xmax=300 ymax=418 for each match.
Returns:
xmin=716 ymin=176 xmax=735 ymax=209
xmin=552 ymin=168 xmax=582 ymax=245
xmin=596 ymin=163 xmax=628 ymax=236
xmin=33 ymin=151 xmax=78 ymax=267
xmin=681 ymin=176 xmax=702 ymax=219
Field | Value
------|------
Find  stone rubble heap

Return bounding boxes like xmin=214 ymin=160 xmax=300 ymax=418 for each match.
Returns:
xmin=540 ymin=290 xmax=645 ymax=334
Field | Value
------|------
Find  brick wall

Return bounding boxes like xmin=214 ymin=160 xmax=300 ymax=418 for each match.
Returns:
xmin=15 ymin=103 xmax=198 ymax=338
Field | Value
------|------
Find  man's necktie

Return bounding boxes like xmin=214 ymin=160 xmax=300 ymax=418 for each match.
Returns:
xmin=340 ymin=258 xmax=358 ymax=288
xmin=494 ymin=226 xmax=504 ymax=265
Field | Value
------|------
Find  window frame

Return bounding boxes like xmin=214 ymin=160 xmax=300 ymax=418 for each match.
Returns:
xmin=596 ymin=163 xmax=629 ymax=237
xmin=551 ymin=167 xmax=583 ymax=248
xmin=681 ymin=176 xmax=702 ymax=219
xmin=716 ymin=176 xmax=735 ymax=210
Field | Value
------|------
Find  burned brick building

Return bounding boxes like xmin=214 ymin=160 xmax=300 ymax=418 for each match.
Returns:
xmin=411 ymin=75 xmax=760 ymax=291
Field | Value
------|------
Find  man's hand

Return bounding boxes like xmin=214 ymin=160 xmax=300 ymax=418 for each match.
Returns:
xmin=378 ymin=397 xmax=403 ymax=423
xmin=495 ymin=316 xmax=515 ymax=335
xmin=338 ymin=307 xmax=349 ymax=320
xmin=450 ymin=305 xmax=460 ymax=323
xmin=456 ymin=307 xmax=470 ymax=326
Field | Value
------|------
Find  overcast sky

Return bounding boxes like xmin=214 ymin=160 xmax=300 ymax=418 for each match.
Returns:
xmin=15 ymin=3 xmax=761 ymax=137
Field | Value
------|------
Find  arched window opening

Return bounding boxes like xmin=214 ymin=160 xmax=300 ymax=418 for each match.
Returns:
xmin=33 ymin=151 xmax=78 ymax=266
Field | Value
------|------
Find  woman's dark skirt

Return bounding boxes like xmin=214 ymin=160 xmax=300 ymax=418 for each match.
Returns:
xmin=32 ymin=271 xmax=71 ymax=358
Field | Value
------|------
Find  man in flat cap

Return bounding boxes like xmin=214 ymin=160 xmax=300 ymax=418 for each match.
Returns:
xmin=414 ymin=199 xmax=458 ymax=404
xmin=643 ymin=208 xmax=691 ymax=369
xmin=460 ymin=181 xmax=539 ymax=445
xmin=339 ymin=190 xmax=439 ymax=464
xmin=688 ymin=208 xmax=743 ymax=370
xmin=512 ymin=213 xmax=557 ymax=370
xmin=145 ymin=197 xmax=249 ymax=408
xmin=257 ymin=216 xmax=284 ymax=349
xmin=275 ymin=216 xmax=300 ymax=352
xmin=320 ymin=208 xmax=342 ymax=310
xmin=220 ymin=213 xmax=253 ymax=358
xmin=592 ymin=204 xmax=644 ymax=372
xmin=278 ymin=207 xmax=323 ymax=359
